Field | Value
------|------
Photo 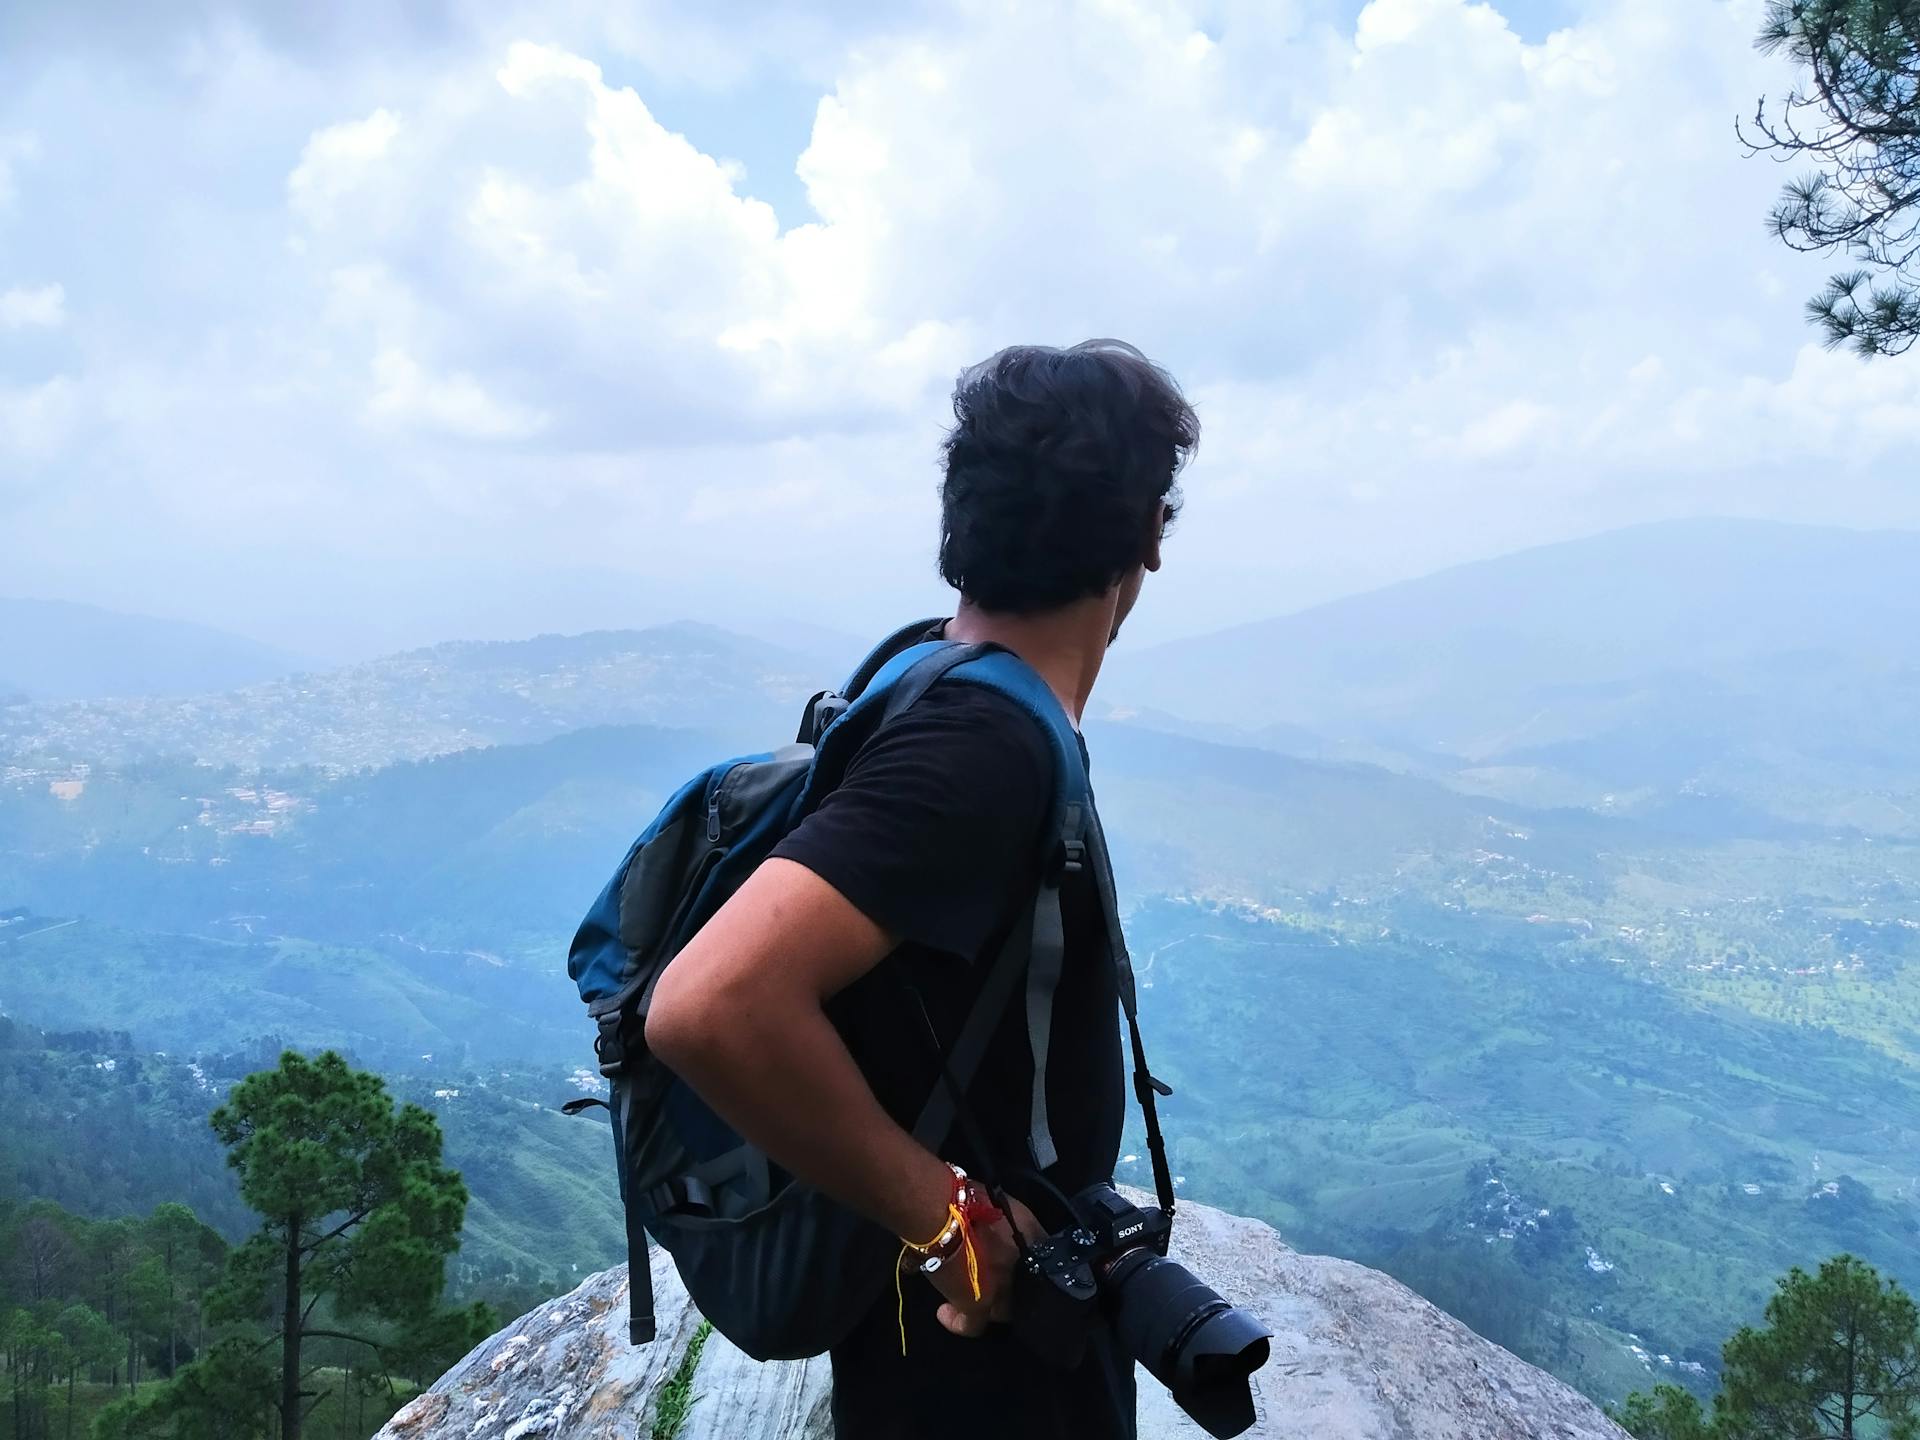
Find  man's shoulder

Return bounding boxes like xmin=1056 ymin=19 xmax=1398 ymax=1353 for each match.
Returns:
xmin=869 ymin=676 xmax=1055 ymax=767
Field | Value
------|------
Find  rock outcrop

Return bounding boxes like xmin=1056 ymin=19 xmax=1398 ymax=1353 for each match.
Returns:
xmin=380 ymin=1196 xmax=1628 ymax=1440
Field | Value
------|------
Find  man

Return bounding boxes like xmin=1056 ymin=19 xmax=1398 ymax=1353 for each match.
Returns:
xmin=645 ymin=339 xmax=1197 ymax=1437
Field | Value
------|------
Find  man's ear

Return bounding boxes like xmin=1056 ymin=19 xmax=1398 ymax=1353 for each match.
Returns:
xmin=1143 ymin=502 xmax=1167 ymax=574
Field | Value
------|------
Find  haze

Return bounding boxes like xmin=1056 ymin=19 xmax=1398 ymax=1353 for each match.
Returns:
xmin=3 ymin=0 xmax=1917 ymax=662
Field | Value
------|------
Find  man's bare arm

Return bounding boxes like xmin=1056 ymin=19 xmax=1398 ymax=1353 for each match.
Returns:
xmin=643 ymin=856 xmax=956 ymax=1244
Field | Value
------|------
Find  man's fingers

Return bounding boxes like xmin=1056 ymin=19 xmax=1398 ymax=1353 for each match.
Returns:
xmin=935 ymin=1302 xmax=992 ymax=1338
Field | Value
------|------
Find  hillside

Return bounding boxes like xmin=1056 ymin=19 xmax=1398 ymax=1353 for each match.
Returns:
xmin=0 ymin=1015 xmax=621 ymax=1300
xmin=7 ymin=580 xmax=1920 ymax=1412
xmin=0 ymin=596 xmax=306 ymax=701
xmin=1111 ymin=519 xmax=1920 ymax=831
xmin=0 ymin=621 xmax=822 ymax=771
xmin=1121 ymin=897 xmax=1920 ymax=1399
xmin=0 ymin=913 xmax=583 ymax=1066
xmin=0 ymin=720 xmax=749 ymax=962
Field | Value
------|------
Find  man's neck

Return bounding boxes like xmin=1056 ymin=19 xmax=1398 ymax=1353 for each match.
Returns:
xmin=943 ymin=595 xmax=1119 ymax=726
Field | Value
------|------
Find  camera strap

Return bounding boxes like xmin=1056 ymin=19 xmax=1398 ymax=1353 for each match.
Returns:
xmin=1084 ymin=802 xmax=1179 ymax=1220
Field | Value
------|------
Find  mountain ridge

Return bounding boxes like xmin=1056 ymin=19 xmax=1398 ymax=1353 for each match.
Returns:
xmin=0 ymin=595 xmax=310 ymax=702
xmin=1133 ymin=517 xmax=1920 ymax=660
xmin=1109 ymin=517 xmax=1920 ymax=831
xmin=0 ymin=622 xmax=821 ymax=771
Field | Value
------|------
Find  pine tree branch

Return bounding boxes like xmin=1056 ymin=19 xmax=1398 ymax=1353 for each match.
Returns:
xmin=298 ymin=1331 xmax=388 ymax=1359
xmin=299 ymin=1212 xmax=370 ymax=1256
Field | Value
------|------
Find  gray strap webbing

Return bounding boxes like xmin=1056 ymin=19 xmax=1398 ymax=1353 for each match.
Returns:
xmin=678 ymin=1143 xmax=770 ymax=1210
xmin=1023 ymin=801 xmax=1082 ymax=1169
xmin=1024 ymin=875 xmax=1066 ymax=1169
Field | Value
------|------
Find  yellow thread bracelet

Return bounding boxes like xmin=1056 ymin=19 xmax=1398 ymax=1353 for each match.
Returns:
xmin=893 ymin=1200 xmax=984 ymax=1354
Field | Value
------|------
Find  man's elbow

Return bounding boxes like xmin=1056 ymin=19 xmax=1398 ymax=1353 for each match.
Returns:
xmin=643 ymin=971 xmax=715 ymax=1074
xmin=646 ymin=961 xmax=771 ymax=1075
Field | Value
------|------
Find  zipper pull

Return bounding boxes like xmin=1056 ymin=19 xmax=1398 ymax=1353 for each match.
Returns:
xmin=706 ymin=787 xmax=723 ymax=843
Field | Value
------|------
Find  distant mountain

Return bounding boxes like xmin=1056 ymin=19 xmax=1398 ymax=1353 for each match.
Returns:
xmin=0 ymin=596 xmax=307 ymax=701
xmin=733 ymin=618 xmax=875 ymax=676
xmin=0 ymin=620 xmax=823 ymax=770
xmin=1112 ymin=518 xmax=1920 ymax=829
xmin=0 ymin=720 xmax=746 ymax=964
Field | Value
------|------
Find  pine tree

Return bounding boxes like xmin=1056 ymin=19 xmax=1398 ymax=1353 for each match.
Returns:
xmin=207 ymin=1051 xmax=472 ymax=1440
xmin=1615 ymin=1383 xmax=1713 ymax=1440
xmin=53 ymin=1306 xmax=115 ymax=1440
xmin=1718 ymin=1254 xmax=1920 ymax=1439
xmin=141 ymin=1205 xmax=220 ymax=1379
xmin=1745 ymin=1 xmax=1920 ymax=356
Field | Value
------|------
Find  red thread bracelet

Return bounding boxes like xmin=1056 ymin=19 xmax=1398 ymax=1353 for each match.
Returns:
xmin=894 ymin=1165 xmax=1005 ymax=1354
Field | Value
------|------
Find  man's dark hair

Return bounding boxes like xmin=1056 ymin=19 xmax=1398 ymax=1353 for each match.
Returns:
xmin=938 ymin=339 xmax=1197 ymax=614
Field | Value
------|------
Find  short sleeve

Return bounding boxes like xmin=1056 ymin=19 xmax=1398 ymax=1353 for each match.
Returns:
xmin=769 ymin=684 xmax=1053 ymax=962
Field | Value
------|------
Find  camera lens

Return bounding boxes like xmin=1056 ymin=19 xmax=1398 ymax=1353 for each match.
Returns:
xmin=1104 ymin=1250 xmax=1271 ymax=1439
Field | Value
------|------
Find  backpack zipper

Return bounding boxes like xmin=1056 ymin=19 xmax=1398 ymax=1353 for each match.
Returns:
xmin=706 ymin=762 xmax=744 ymax=843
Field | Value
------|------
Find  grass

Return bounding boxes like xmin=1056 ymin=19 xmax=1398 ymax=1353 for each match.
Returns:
xmin=648 ymin=1321 xmax=713 ymax=1440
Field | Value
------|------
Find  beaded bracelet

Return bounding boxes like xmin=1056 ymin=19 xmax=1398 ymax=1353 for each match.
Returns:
xmin=894 ymin=1163 xmax=1003 ymax=1354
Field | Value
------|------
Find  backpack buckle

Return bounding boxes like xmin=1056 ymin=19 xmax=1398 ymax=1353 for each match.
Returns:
xmin=1059 ymin=837 xmax=1086 ymax=875
xmin=799 ymin=691 xmax=850 ymax=746
xmin=594 ymin=1011 xmax=628 ymax=1078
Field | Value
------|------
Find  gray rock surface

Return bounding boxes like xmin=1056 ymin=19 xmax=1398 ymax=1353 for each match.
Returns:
xmin=380 ymin=1196 xmax=1627 ymax=1440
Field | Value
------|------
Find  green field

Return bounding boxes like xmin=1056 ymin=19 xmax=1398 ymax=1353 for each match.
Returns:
xmin=1120 ymin=896 xmax=1920 ymax=1403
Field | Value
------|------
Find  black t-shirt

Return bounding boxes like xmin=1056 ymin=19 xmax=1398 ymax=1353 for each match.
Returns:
xmin=769 ymin=682 xmax=1135 ymax=1440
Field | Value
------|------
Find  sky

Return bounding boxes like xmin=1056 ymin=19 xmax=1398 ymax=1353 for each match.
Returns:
xmin=3 ymin=0 xmax=1918 ymax=661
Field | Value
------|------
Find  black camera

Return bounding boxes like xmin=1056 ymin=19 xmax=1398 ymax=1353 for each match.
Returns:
xmin=1012 ymin=1184 xmax=1272 ymax=1438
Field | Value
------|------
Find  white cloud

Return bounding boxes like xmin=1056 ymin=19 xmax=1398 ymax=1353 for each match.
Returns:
xmin=0 ymin=131 xmax=36 ymax=210
xmin=1447 ymin=399 xmax=1557 ymax=462
xmin=278 ymin=39 xmax=972 ymax=449
xmin=0 ymin=0 xmax=1914 ymax=655
xmin=0 ymin=282 xmax=64 ymax=329
xmin=0 ymin=377 xmax=80 ymax=466
xmin=287 ymin=108 xmax=402 ymax=227
xmin=366 ymin=346 xmax=550 ymax=440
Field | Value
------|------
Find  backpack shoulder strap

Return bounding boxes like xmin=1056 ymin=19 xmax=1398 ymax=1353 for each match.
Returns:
xmin=940 ymin=650 xmax=1176 ymax=1212
xmin=933 ymin=650 xmax=1092 ymax=1175
xmin=803 ymin=638 xmax=1172 ymax=1206
xmin=811 ymin=640 xmax=1088 ymax=1170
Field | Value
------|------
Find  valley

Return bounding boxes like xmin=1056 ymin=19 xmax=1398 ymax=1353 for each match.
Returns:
xmin=5 ymin=519 xmax=1919 ymax=1414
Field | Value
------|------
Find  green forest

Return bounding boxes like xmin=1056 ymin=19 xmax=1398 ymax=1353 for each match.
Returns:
xmin=2 ymin=1050 xmax=496 ymax=1440
xmin=1615 ymin=1255 xmax=1920 ymax=1439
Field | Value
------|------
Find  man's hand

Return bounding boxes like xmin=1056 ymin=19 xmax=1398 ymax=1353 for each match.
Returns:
xmin=924 ymin=1193 xmax=1044 ymax=1338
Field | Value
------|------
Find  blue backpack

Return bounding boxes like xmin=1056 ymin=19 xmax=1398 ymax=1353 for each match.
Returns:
xmin=564 ymin=619 xmax=1172 ymax=1361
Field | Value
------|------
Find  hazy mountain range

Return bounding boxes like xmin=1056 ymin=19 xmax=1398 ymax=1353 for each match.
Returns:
xmin=1108 ymin=518 xmax=1920 ymax=832
xmin=0 ymin=621 xmax=817 ymax=771
xmin=5 ymin=516 xmax=1919 ymax=1406
xmin=1119 ymin=518 xmax=1920 ymax=731
xmin=15 ymin=517 xmax=1920 ymax=830
xmin=0 ymin=596 xmax=310 ymax=702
